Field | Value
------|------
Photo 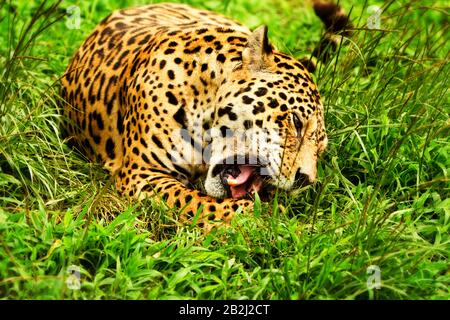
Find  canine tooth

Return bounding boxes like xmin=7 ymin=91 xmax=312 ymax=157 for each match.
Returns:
xmin=226 ymin=177 xmax=239 ymax=186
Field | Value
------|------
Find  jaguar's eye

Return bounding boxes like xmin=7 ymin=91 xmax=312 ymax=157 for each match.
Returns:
xmin=293 ymin=113 xmax=303 ymax=137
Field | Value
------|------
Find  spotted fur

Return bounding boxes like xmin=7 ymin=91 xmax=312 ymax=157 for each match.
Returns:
xmin=61 ymin=3 xmax=333 ymax=229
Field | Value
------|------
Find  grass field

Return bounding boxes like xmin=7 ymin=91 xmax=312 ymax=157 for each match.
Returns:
xmin=0 ymin=0 xmax=449 ymax=299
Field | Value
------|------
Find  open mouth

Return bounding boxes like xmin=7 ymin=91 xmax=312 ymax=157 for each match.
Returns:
xmin=219 ymin=165 xmax=265 ymax=199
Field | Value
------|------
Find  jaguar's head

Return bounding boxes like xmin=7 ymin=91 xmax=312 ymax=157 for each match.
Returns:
xmin=204 ymin=26 xmax=328 ymax=200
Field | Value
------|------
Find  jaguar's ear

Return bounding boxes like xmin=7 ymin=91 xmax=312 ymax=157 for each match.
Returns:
xmin=242 ymin=26 xmax=273 ymax=71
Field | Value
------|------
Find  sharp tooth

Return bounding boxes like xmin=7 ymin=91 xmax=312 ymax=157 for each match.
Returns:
xmin=226 ymin=177 xmax=239 ymax=186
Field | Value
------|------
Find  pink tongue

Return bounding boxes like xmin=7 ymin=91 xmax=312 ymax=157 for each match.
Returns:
xmin=226 ymin=166 xmax=256 ymax=199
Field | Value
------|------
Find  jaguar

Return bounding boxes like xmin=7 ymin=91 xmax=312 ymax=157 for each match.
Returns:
xmin=61 ymin=1 xmax=349 ymax=229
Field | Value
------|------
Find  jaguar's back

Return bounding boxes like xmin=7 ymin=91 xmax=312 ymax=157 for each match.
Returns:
xmin=61 ymin=3 xmax=249 ymax=172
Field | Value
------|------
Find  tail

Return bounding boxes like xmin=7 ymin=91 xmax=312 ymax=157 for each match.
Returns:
xmin=300 ymin=1 xmax=352 ymax=73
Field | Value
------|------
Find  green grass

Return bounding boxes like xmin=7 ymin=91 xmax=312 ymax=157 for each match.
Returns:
xmin=0 ymin=0 xmax=449 ymax=299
